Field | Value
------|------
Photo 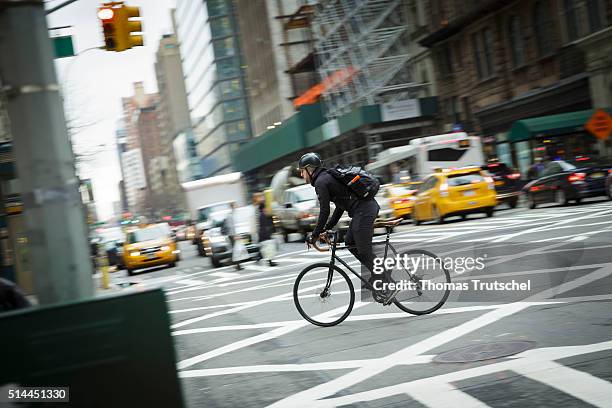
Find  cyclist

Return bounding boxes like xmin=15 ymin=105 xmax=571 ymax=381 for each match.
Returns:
xmin=298 ymin=152 xmax=382 ymax=287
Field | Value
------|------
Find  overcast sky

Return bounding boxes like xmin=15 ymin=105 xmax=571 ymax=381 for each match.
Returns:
xmin=46 ymin=0 xmax=177 ymax=220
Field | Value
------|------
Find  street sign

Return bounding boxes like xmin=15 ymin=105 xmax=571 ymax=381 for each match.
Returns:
xmin=52 ymin=35 xmax=74 ymax=58
xmin=585 ymin=109 xmax=612 ymax=140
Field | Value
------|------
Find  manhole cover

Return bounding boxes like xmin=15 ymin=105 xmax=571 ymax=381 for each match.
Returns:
xmin=433 ymin=341 xmax=536 ymax=363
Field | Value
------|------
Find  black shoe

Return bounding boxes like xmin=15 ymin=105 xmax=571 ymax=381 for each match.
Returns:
xmin=268 ymin=260 xmax=278 ymax=266
xmin=235 ymin=264 xmax=243 ymax=271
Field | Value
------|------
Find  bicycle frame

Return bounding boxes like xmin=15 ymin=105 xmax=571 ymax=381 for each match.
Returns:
xmin=322 ymin=230 xmax=406 ymax=294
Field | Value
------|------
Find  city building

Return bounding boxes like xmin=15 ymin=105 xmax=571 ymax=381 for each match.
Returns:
xmin=233 ymin=0 xmax=438 ymax=190
xmin=120 ymin=82 xmax=158 ymax=214
xmin=173 ymin=130 xmax=203 ymax=183
xmin=115 ymin=119 xmax=129 ymax=213
xmin=155 ymin=31 xmax=190 ymax=215
xmin=235 ymin=0 xmax=298 ymax=136
xmin=419 ymin=0 xmax=612 ymax=174
xmin=135 ymin=103 xmax=167 ymax=219
xmin=175 ymin=0 xmax=253 ymax=177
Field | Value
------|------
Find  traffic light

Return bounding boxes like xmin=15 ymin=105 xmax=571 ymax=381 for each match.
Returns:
xmin=97 ymin=2 xmax=143 ymax=52
xmin=115 ymin=5 xmax=144 ymax=51
xmin=97 ymin=6 xmax=117 ymax=51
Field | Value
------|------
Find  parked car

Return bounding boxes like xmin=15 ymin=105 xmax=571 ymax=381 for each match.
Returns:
xmin=482 ymin=162 xmax=522 ymax=208
xmin=273 ymin=185 xmax=320 ymax=242
xmin=606 ymin=169 xmax=612 ymax=199
xmin=198 ymin=205 xmax=260 ymax=267
xmin=123 ymin=223 xmax=180 ymax=276
xmin=523 ymin=158 xmax=612 ymax=208
xmin=412 ymin=167 xmax=497 ymax=224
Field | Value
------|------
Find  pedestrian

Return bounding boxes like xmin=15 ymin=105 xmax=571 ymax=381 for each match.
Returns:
xmin=225 ymin=202 xmax=248 ymax=271
xmin=0 ymin=278 xmax=31 ymax=312
xmin=254 ymin=192 xmax=277 ymax=267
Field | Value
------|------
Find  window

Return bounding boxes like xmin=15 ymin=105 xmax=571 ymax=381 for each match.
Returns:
xmin=437 ymin=44 xmax=453 ymax=76
xmin=507 ymin=15 xmax=525 ymax=67
xmin=563 ymin=0 xmax=580 ymax=41
xmin=213 ymin=37 xmax=235 ymax=58
xmin=428 ymin=148 xmax=467 ymax=161
xmin=471 ymin=27 xmax=495 ymax=80
xmin=561 ymin=0 xmax=606 ymax=42
xmin=586 ymin=0 xmax=605 ymax=33
xmin=207 ymin=0 xmax=228 ymax=17
xmin=534 ymin=1 xmax=553 ymax=56
xmin=211 ymin=16 xmax=232 ymax=38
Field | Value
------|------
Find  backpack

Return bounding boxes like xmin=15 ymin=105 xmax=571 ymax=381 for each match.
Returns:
xmin=327 ymin=165 xmax=380 ymax=199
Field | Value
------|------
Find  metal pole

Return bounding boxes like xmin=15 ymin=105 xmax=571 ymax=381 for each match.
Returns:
xmin=45 ymin=0 xmax=78 ymax=15
xmin=0 ymin=0 xmax=94 ymax=303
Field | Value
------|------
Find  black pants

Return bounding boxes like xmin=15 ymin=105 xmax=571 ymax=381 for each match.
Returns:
xmin=344 ymin=199 xmax=379 ymax=275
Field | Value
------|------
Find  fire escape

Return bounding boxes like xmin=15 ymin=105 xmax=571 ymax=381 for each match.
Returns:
xmin=311 ymin=0 xmax=426 ymax=119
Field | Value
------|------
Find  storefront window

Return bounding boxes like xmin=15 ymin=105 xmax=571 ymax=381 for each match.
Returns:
xmin=497 ymin=142 xmax=512 ymax=167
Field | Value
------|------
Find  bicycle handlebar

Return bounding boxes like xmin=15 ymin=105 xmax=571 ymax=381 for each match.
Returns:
xmin=308 ymin=232 xmax=333 ymax=252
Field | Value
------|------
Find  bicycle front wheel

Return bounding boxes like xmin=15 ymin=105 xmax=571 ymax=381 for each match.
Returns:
xmin=293 ymin=263 xmax=355 ymax=327
xmin=386 ymin=249 xmax=451 ymax=315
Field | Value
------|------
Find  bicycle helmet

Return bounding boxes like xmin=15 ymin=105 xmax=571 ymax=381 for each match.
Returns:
xmin=298 ymin=152 xmax=322 ymax=170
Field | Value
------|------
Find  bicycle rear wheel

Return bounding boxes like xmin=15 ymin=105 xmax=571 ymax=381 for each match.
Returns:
xmin=385 ymin=249 xmax=451 ymax=315
xmin=293 ymin=263 xmax=355 ymax=327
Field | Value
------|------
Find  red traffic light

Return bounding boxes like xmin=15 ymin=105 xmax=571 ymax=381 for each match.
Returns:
xmin=97 ymin=8 xmax=114 ymax=20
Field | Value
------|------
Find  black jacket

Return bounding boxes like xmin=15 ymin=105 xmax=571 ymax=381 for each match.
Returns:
xmin=257 ymin=202 xmax=274 ymax=241
xmin=310 ymin=167 xmax=357 ymax=236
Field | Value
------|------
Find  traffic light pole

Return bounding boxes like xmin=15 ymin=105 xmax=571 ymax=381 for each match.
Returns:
xmin=0 ymin=0 xmax=94 ymax=303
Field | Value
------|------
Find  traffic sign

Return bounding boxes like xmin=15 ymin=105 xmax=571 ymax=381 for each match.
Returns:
xmin=52 ymin=35 xmax=74 ymax=58
xmin=585 ymin=109 xmax=612 ymax=140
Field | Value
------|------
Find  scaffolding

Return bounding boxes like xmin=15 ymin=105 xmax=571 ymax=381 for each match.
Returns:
xmin=311 ymin=0 xmax=426 ymax=119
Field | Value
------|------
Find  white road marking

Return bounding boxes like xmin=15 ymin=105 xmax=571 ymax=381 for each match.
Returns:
xmin=492 ymin=208 xmax=612 ymax=243
xmin=179 ymin=355 xmax=434 ymax=378
xmin=515 ymin=360 xmax=612 ymax=407
xmin=313 ymin=340 xmax=612 ymax=408
xmin=176 ymin=303 xmax=367 ymax=370
xmin=175 ymin=279 xmax=206 ymax=286
xmin=267 ymin=267 xmax=612 ymax=407
xmin=210 ymin=271 xmax=240 ymax=278
xmin=408 ymin=382 xmax=491 ymax=408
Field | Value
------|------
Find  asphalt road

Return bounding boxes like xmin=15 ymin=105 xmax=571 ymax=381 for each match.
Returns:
xmin=103 ymin=197 xmax=612 ymax=407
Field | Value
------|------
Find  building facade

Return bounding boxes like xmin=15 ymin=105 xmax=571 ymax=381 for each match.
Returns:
xmin=175 ymin=0 xmax=253 ymax=177
xmin=155 ymin=32 xmax=190 ymax=215
xmin=420 ymin=0 xmax=612 ymax=174
xmin=235 ymin=0 xmax=302 ymax=137
xmin=120 ymin=82 xmax=158 ymax=216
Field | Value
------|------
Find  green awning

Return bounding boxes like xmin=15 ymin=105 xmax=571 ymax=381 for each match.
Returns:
xmin=508 ymin=107 xmax=612 ymax=143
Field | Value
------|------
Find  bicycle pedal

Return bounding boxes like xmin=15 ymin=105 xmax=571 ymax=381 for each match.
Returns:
xmin=383 ymin=288 xmax=401 ymax=306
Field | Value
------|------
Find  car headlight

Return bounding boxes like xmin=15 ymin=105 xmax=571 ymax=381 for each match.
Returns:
xmin=209 ymin=236 xmax=228 ymax=244
xmin=161 ymin=245 xmax=170 ymax=251
xmin=130 ymin=251 xmax=140 ymax=257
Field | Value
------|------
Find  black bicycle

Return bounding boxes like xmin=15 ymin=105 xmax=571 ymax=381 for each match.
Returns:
xmin=293 ymin=219 xmax=451 ymax=327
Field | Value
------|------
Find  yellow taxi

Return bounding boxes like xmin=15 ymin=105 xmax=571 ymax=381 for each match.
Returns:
xmin=385 ymin=183 xmax=421 ymax=219
xmin=412 ymin=167 xmax=497 ymax=225
xmin=123 ymin=223 xmax=180 ymax=275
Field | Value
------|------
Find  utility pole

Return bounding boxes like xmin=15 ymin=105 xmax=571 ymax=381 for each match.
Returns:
xmin=0 ymin=0 xmax=94 ymax=303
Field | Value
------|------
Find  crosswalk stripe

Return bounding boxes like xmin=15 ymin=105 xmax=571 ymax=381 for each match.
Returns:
xmin=514 ymin=360 xmax=612 ymax=407
xmin=407 ymin=382 xmax=491 ymax=408
xmin=209 ymin=272 xmax=240 ymax=278
xmin=175 ymin=279 xmax=206 ymax=286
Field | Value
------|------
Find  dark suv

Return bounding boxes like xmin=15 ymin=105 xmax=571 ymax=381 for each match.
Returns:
xmin=482 ymin=163 xmax=523 ymax=208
